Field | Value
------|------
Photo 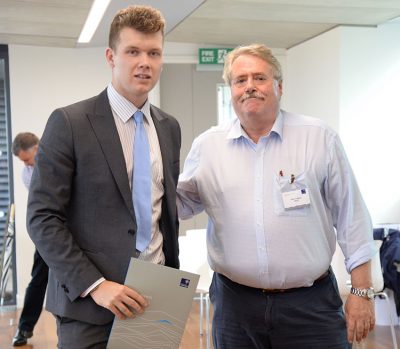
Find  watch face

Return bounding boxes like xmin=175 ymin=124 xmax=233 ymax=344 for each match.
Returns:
xmin=367 ymin=288 xmax=374 ymax=299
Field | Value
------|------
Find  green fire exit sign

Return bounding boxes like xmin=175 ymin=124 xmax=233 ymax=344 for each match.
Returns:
xmin=199 ymin=48 xmax=233 ymax=64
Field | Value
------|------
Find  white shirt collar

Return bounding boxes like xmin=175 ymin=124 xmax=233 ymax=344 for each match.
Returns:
xmin=107 ymin=83 xmax=151 ymax=123
xmin=226 ymin=110 xmax=283 ymax=141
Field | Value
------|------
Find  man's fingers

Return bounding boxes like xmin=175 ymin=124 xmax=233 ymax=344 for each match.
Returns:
xmin=115 ymin=301 xmax=136 ymax=318
xmin=350 ymin=320 xmax=372 ymax=343
xmin=109 ymin=304 xmax=127 ymax=320
xmin=363 ymin=323 xmax=370 ymax=339
xmin=369 ymin=319 xmax=375 ymax=331
xmin=347 ymin=322 xmax=355 ymax=343
xmin=356 ymin=321 xmax=364 ymax=342
xmin=125 ymin=287 xmax=149 ymax=308
xmin=122 ymin=297 xmax=145 ymax=315
xmin=90 ymin=281 xmax=149 ymax=317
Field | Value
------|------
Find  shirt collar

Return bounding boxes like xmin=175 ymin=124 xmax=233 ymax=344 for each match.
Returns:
xmin=226 ymin=110 xmax=283 ymax=141
xmin=107 ymin=83 xmax=151 ymax=124
xmin=271 ymin=110 xmax=283 ymax=141
xmin=226 ymin=118 xmax=243 ymax=140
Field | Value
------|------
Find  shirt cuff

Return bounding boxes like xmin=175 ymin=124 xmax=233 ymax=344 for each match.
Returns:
xmin=80 ymin=277 xmax=106 ymax=298
xmin=345 ymin=241 xmax=378 ymax=273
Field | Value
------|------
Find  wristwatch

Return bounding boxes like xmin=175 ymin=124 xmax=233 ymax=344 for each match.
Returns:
xmin=350 ymin=287 xmax=375 ymax=300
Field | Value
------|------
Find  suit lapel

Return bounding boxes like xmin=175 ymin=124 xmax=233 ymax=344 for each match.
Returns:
xmin=87 ymin=90 xmax=135 ymax=220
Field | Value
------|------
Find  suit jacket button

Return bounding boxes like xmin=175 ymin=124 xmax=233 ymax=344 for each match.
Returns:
xmin=128 ymin=229 xmax=135 ymax=235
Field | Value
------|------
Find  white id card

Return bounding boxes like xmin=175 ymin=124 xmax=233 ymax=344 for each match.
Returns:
xmin=282 ymin=188 xmax=311 ymax=209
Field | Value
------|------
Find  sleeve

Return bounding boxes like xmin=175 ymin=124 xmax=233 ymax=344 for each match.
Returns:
xmin=26 ymin=108 xmax=103 ymax=301
xmin=324 ymin=133 xmax=377 ymax=273
xmin=176 ymin=136 xmax=205 ymax=220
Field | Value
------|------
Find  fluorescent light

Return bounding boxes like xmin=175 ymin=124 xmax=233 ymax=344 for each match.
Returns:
xmin=78 ymin=0 xmax=111 ymax=43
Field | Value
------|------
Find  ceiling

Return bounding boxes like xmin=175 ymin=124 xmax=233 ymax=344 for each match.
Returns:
xmin=1 ymin=0 xmax=400 ymax=50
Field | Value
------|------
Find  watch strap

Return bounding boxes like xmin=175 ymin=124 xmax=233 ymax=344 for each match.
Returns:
xmin=350 ymin=287 xmax=374 ymax=299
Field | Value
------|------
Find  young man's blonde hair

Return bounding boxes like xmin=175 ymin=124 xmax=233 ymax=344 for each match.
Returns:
xmin=109 ymin=5 xmax=165 ymax=50
xmin=223 ymin=44 xmax=282 ymax=85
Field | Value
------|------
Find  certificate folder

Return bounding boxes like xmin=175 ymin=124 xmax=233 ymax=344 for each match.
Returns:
xmin=107 ymin=258 xmax=200 ymax=349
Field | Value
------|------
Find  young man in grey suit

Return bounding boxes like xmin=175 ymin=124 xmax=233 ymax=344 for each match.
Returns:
xmin=27 ymin=5 xmax=181 ymax=348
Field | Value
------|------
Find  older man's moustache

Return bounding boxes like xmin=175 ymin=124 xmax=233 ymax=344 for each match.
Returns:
xmin=241 ymin=93 xmax=263 ymax=102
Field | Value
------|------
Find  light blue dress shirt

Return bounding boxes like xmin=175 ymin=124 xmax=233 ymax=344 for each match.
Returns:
xmin=107 ymin=83 xmax=165 ymax=265
xmin=177 ymin=110 xmax=376 ymax=289
xmin=22 ymin=165 xmax=33 ymax=190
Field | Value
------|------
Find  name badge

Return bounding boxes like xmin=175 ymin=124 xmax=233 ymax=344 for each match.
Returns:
xmin=282 ymin=188 xmax=310 ymax=209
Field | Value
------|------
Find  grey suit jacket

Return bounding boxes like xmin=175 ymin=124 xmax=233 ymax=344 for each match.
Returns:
xmin=27 ymin=89 xmax=181 ymax=325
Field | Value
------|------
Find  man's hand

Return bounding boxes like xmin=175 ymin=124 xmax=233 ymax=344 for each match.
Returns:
xmin=345 ymin=294 xmax=375 ymax=343
xmin=90 ymin=280 xmax=149 ymax=320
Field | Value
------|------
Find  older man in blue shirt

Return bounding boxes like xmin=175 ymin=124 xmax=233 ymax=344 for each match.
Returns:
xmin=177 ymin=44 xmax=376 ymax=348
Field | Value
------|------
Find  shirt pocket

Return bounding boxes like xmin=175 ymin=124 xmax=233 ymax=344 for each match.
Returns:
xmin=272 ymin=171 xmax=311 ymax=217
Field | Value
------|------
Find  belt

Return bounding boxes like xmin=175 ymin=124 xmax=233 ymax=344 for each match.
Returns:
xmin=261 ymin=270 xmax=330 ymax=294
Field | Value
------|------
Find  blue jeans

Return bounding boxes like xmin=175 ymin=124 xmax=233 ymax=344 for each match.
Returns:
xmin=210 ymin=270 xmax=351 ymax=349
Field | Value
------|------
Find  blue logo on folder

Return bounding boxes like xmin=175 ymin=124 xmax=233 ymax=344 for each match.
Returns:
xmin=156 ymin=319 xmax=173 ymax=325
xmin=180 ymin=278 xmax=190 ymax=288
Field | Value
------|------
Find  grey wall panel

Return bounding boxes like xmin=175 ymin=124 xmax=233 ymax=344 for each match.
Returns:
xmin=160 ymin=64 xmax=224 ymax=234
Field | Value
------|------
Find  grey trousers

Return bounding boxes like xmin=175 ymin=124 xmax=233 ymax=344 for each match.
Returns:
xmin=56 ymin=316 xmax=113 ymax=349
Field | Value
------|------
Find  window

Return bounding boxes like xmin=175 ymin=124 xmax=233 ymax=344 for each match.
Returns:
xmin=217 ymin=84 xmax=236 ymax=125
xmin=0 ymin=44 xmax=15 ymax=306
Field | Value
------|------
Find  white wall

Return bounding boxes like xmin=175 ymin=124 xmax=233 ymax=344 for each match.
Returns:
xmin=9 ymin=45 xmax=110 ymax=306
xmin=160 ymin=63 xmax=224 ymax=233
xmin=287 ymin=23 xmax=400 ymax=225
xmin=286 ymin=28 xmax=341 ymax=131
xmin=339 ymin=23 xmax=400 ymax=224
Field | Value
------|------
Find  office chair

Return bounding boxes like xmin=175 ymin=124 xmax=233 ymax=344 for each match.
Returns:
xmin=331 ymin=240 xmax=398 ymax=349
xmin=179 ymin=229 xmax=213 ymax=349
